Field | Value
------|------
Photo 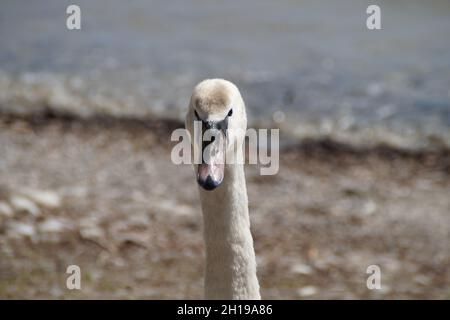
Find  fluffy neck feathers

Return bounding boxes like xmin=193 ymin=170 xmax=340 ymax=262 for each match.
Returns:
xmin=199 ymin=164 xmax=260 ymax=300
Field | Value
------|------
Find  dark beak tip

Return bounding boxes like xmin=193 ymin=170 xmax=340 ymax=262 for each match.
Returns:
xmin=197 ymin=175 xmax=221 ymax=191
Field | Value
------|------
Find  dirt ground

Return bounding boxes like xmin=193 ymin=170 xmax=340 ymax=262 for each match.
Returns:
xmin=0 ymin=113 xmax=449 ymax=299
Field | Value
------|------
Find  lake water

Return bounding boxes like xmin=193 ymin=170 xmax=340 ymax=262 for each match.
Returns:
xmin=1 ymin=0 xmax=449 ymax=149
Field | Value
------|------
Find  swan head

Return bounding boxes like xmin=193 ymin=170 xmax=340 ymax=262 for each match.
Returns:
xmin=186 ymin=79 xmax=247 ymax=191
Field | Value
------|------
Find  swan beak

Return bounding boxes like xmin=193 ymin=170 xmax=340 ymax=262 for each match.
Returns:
xmin=197 ymin=128 xmax=226 ymax=191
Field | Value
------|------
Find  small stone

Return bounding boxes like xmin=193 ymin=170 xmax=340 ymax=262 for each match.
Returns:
xmin=80 ymin=226 xmax=105 ymax=240
xmin=362 ymin=200 xmax=377 ymax=216
xmin=297 ymin=286 xmax=318 ymax=297
xmin=414 ymin=275 xmax=432 ymax=286
xmin=39 ymin=218 xmax=71 ymax=233
xmin=10 ymin=195 xmax=40 ymax=216
xmin=291 ymin=263 xmax=313 ymax=275
xmin=7 ymin=222 xmax=35 ymax=238
xmin=22 ymin=190 xmax=61 ymax=208
xmin=78 ymin=216 xmax=106 ymax=241
xmin=0 ymin=201 xmax=13 ymax=217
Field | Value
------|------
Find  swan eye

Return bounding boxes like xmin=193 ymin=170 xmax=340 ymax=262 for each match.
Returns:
xmin=228 ymin=109 xmax=233 ymax=117
xmin=194 ymin=110 xmax=200 ymax=120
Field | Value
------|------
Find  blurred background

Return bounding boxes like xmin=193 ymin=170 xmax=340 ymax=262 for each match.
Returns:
xmin=0 ymin=0 xmax=449 ymax=298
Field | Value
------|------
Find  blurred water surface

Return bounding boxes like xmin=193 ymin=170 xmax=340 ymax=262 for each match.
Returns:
xmin=1 ymin=0 xmax=449 ymax=149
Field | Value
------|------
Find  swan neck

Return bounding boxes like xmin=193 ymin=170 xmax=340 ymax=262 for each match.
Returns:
xmin=200 ymin=163 xmax=260 ymax=300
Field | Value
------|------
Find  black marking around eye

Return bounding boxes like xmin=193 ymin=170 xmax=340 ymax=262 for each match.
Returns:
xmin=228 ymin=109 xmax=233 ymax=117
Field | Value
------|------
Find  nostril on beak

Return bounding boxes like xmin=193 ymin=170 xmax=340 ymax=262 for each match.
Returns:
xmin=203 ymin=134 xmax=215 ymax=148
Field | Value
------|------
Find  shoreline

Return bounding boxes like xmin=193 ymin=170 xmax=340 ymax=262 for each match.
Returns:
xmin=2 ymin=110 xmax=450 ymax=164
xmin=0 ymin=107 xmax=449 ymax=299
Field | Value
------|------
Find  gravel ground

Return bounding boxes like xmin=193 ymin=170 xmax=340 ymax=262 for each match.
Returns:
xmin=0 ymin=114 xmax=449 ymax=299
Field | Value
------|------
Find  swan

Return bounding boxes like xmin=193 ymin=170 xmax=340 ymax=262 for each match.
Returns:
xmin=185 ymin=79 xmax=261 ymax=300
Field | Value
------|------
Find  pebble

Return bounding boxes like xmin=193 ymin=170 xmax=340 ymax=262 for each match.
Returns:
xmin=291 ymin=263 xmax=313 ymax=275
xmin=7 ymin=222 xmax=35 ymax=237
xmin=414 ymin=275 xmax=432 ymax=286
xmin=78 ymin=216 xmax=105 ymax=240
xmin=80 ymin=226 xmax=105 ymax=240
xmin=0 ymin=201 xmax=14 ymax=217
xmin=362 ymin=200 xmax=377 ymax=216
xmin=38 ymin=218 xmax=71 ymax=233
xmin=297 ymin=286 xmax=318 ymax=297
xmin=9 ymin=195 xmax=41 ymax=216
xmin=21 ymin=189 xmax=61 ymax=208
